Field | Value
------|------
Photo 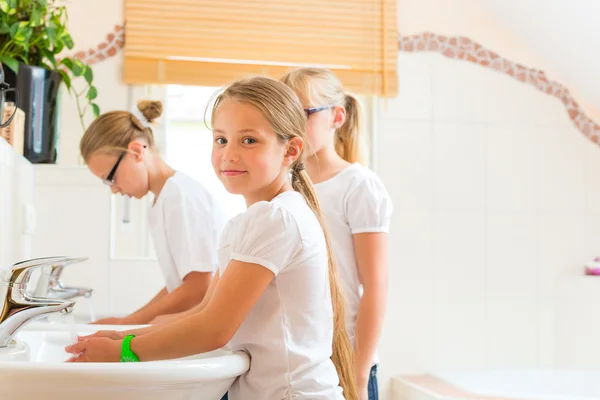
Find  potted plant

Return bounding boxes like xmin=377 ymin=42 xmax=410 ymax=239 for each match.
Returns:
xmin=0 ymin=0 xmax=100 ymax=163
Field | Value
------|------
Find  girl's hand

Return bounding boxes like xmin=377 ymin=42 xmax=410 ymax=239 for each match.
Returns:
xmin=65 ymin=337 xmax=121 ymax=363
xmin=77 ymin=330 xmax=125 ymax=342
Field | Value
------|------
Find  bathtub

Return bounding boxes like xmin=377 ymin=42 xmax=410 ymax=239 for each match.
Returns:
xmin=392 ymin=369 xmax=600 ymax=400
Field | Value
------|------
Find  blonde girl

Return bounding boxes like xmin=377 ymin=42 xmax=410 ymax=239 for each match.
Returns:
xmin=67 ymin=77 xmax=358 ymax=400
xmin=80 ymin=100 xmax=227 ymax=325
xmin=282 ymin=68 xmax=393 ymax=400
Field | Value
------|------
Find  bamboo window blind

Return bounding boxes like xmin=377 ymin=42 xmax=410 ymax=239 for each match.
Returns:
xmin=123 ymin=0 xmax=398 ymax=97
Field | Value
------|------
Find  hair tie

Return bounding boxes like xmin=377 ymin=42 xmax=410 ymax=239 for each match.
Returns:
xmin=130 ymin=107 xmax=151 ymax=128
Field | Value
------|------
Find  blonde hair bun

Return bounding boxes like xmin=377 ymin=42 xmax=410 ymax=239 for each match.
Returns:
xmin=137 ymin=100 xmax=163 ymax=123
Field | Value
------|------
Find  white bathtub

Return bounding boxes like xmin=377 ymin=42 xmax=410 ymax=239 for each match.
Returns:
xmin=393 ymin=369 xmax=600 ymax=400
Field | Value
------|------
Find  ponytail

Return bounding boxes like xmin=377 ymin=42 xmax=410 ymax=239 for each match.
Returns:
xmin=281 ymin=68 xmax=365 ymax=164
xmin=291 ymin=165 xmax=358 ymax=400
xmin=334 ymin=94 xmax=363 ymax=164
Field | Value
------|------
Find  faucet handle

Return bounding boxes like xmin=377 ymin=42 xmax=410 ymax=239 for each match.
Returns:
xmin=48 ymin=257 xmax=89 ymax=283
xmin=2 ymin=257 xmax=70 ymax=287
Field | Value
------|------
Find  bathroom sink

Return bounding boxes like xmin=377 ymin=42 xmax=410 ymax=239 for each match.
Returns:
xmin=0 ymin=325 xmax=249 ymax=400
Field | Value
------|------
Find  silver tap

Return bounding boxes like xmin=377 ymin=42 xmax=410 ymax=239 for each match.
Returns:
xmin=0 ymin=257 xmax=75 ymax=348
xmin=32 ymin=257 xmax=93 ymax=300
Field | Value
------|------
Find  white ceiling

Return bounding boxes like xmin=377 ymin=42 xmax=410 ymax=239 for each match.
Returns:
xmin=481 ymin=0 xmax=600 ymax=112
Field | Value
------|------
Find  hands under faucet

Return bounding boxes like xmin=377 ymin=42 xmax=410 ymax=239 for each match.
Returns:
xmin=65 ymin=337 xmax=121 ymax=362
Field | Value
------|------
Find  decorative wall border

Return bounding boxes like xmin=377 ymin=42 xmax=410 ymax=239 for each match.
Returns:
xmin=399 ymin=32 xmax=600 ymax=143
xmin=74 ymin=27 xmax=600 ymax=144
xmin=72 ymin=24 xmax=125 ymax=65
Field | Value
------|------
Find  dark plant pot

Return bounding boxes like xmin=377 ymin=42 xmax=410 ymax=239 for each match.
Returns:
xmin=2 ymin=63 xmax=62 ymax=164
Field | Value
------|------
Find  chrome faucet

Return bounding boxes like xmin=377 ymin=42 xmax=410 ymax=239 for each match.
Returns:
xmin=0 ymin=257 xmax=75 ymax=348
xmin=32 ymin=257 xmax=93 ymax=300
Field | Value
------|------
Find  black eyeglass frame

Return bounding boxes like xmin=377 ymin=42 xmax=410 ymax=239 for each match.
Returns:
xmin=304 ymin=105 xmax=335 ymax=118
xmin=103 ymin=153 xmax=125 ymax=186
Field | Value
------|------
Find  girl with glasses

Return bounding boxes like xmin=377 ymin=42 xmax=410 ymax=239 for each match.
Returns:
xmin=281 ymin=68 xmax=393 ymax=400
xmin=79 ymin=100 xmax=228 ymax=326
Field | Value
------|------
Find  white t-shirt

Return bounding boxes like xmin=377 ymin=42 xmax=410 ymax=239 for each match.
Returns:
xmin=314 ymin=163 xmax=393 ymax=365
xmin=148 ymin=172 xmax=228 ymax=292
xmin=218 ymin=191 xmax=344 ymax=400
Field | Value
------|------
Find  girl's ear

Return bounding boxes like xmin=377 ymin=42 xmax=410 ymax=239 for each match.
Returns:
xmin=283 ymin=137 xmax=304 ymax=167
xmin=332 ymin=106 xmax=346 ymax=129
xmin=128 ymin=140 xmax=147 ymax=162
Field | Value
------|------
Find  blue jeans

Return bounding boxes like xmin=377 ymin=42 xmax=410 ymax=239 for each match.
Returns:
xmin=368 ymin=364 xmax=379 ymax=400
xmin=221 ymin=366 xmax=378 ymax=400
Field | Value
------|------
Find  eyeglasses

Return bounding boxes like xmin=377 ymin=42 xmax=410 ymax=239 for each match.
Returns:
xmin=103 ymin=153 xmax=125 ymax=186
xmin=304 ymin=105 xmax=334 ymax=118
xmin=102 ymin=145 xmax=147 ymax=186
xmin=0 ymin=65 xmax=19 ymax=129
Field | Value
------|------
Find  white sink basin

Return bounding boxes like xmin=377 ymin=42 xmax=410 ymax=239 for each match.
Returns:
xmin=0 ymin=325 xmax=249 ymax=400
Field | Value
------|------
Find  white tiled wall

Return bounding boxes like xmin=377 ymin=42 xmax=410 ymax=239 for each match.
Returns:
xmin=377 ymin=52 xmax=600 ymax=395
xmin=0 ymin=138 xmax=34 ymax=269
xmin=0 ymin=139 xmax=15 ymax=269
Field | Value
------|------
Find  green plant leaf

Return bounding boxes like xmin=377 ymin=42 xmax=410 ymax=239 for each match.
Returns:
xmin=61 ymin=32 xmax=74 ymax=49
xmin=60 ymin=58 xmax=73 ymax=70
xmin=14 ymin=24 xmax=31 ymax=43
xmin=0 ymin=55 xmax=19 ymax=73
xmin=86 ymin=86 xmax=98 ymax=101
xmin=0 ymin=1 xmax=8 ymax=14
xmin=19 ymin=27 xmax=33 ymax=54
xmin=83 ymin=65 xmax=93 ymax=84
xmin=52 ymin=40 xmax=64 ymax=55
xmin=9 ymin=22 xmax=18 ymax=38
xmin=40 ymin=48 xmax=57 ymax=68
xmin=0 ymin=23 xmax=11 ymax=34
xmin=71 ymin=59 xmax=84 ymax=76
xmin=91 ymin=103 xmax=100 ymax=118
xmin=37 ymin=0 xmax=48 ymax=7
xmin=46 ymin=27 xmax=57 ymax=43
xmin=30 ymin=8 xmax=42 ymax=27
xmin=57 ymin=70 xmax=72 ymax=91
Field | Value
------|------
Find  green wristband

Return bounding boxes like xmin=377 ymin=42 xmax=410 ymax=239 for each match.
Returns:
xmin=120 ymin=334 xmax=140 ymax=362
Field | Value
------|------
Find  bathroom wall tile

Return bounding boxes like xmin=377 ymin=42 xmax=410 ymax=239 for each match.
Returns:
xmin=433 ymin=211 xmax=486 ymax=281
xmin=392 ymin=211 xmax=434 ymax=281
xmin=538 ymin=213 xmax=586 ymax=279
xmin=382 ymin=53 xmax=435 ymax=121
xmin=378 ymin=121 xmax=434 ymax=211
xmin=538 ymin=126 xmax=587 ymax=213
xmin=432 ymin=57 xmax=487 ymax=123
xmin=555 ymin=278 xmax=600 ymax=368
xmin=486 ymin=125 xmax=538 ymax=212
xmin=433 ymin=123 xmax=486 ymax=211
xmin=485 ymin=214 xmax=538 ymax=367
xmin=433 ymin=301 xmax=486 ymax=370
xmin=380 ymin=279 xmax=434 ymax=376
xmin=109 ymin=259 xmax=164 ymax=316
xmin=485 ymin=299 xmax=538 ymax=368
xmin=583 ymin=139 xmax=600 ymax=215
xmin=484 ymin=69 xmax=571 ymax=125
xmin=486 ymin=212 xmax=537 ymax=296
xmin=32 ymin=184 xmax=112 ymax=318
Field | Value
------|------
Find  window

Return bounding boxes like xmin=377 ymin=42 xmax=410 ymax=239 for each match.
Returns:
xmin=163 ymin=85 xmax=246 ymax=220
